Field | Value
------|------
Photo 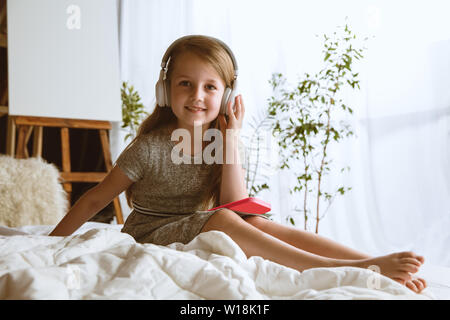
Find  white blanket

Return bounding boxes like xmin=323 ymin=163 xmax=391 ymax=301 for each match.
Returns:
xmin=0 ymin=224 xmax=435 ymax=300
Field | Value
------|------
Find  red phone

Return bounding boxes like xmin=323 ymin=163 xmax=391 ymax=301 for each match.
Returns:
xmin=208 ymin=197 xmax=271 ymax=214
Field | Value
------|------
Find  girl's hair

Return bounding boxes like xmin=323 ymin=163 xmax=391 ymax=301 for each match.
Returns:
xmin=123 ymin=35 xmax=236 ymax=210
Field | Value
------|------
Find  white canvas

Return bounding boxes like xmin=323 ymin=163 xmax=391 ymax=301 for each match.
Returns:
xmin=7 ymin=0 xmax=121 ymax=121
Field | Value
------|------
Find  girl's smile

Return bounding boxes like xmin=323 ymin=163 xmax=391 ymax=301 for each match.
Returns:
xmin=185 ymin=106 xmax=206 ymax=112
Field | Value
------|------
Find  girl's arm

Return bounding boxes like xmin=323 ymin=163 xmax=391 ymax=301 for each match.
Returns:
xmin=220 ymin=138 xmax=248 ymax=205
xmin=218 ymin=95 xmax=248 ymax=205
xmin=49 ymin=165 xmax=134 ymax=236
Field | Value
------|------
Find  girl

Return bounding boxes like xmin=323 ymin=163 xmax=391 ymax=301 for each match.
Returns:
xmin=50 ymin=35 xmax=427 ymax=294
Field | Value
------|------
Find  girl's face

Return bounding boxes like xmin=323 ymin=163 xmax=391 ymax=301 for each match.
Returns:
xmin=169 ymin=52 xmax=226 ymax=132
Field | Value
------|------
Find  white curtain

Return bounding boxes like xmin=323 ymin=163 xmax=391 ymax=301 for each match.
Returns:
xmin=115 ymin=0 xmax=450 ymax=267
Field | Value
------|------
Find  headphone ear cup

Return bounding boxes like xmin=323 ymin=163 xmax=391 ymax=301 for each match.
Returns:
xmin=221 ymin=87 xmax=232 ymax=115
xmin=155 ymin=79 xmax=166 ymax=107
xmin=164 ymin=80 xmax=170 ymax=106
xmin=226 ymin=79 xmax=238 ymax=115
xmin=156 ymin=79 xmax=170 ymax=107
xmin=163 ymin=80 xmax=170 ymax=107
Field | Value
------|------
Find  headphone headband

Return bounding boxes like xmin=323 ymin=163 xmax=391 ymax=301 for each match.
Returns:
xmin=160 ymin=35 xmax=238 ymax=78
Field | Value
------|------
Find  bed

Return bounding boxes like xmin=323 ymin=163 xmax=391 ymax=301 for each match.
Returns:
xmin=1 ymin=157 xmax=449 ymax=300
xmin=1 ymin=221 xmax=448 ymax=300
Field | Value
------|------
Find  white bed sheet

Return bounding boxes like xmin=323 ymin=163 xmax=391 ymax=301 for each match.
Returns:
xmin=0 ymin=222 xmax=446 ymax=300
xmin=415 ymin=264 xmax=450 ymax=300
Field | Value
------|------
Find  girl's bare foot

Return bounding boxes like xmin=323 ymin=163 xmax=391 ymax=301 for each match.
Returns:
xmin=350 ymin=251 xmax=425 ymax=292
xmin=394 ymin=255 xmax=427 ymax=293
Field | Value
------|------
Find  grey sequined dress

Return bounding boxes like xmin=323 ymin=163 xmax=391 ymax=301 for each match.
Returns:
xmin=115 ymin=126 xmax=261 ymax=246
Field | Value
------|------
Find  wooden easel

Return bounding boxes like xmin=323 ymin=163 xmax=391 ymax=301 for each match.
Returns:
xmin=0 ymin=0 xmax=9 ymax=149
xmin=11 ymin=116 xmax=124 ymax=224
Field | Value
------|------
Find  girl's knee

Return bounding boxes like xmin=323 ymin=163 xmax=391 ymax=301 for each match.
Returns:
xmin=201 ymin=208 xmax=241 ymax=233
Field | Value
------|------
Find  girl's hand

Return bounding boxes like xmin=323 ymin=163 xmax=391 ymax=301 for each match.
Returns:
xmin=218 ymin=95 xmax=245 ymax=138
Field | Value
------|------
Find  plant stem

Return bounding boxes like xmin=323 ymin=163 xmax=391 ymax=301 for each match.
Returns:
xmin=316 ymin=106 xmax=332 ymax=234
xmin=246 ymin=115 xmax=272 ymax=195
xmin=250 ymin=135 xmax=261 ymax=193
xmin=303 ymin=155 xmax=308 ymax=231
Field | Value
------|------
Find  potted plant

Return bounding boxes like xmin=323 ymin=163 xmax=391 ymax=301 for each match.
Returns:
xmin=121 ymin=81 xmax=148 ymax=142
xmin=267 ymin=22 xmax=367 ymax=233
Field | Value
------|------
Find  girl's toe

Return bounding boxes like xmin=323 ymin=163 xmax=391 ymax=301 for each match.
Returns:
xmin=417 ymin=277 xmax=427 ymax=288
xmin=396 ymin=271 xmax=412 ymax=282
xmin=399 ymin=251 xmax=416 ymax=260
xmin=401 ymin=263 xmax=419 ymax=273
xmin=405 ymin=280 xmax=418 ymax=293
xmin=412 ymin=279 xmax=424 ymax=292
xmin=401 ymin=257 xmax=421 ymax=267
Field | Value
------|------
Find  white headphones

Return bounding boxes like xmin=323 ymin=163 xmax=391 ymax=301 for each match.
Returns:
xmin=155 ymin=35 xmax=239 ymax=115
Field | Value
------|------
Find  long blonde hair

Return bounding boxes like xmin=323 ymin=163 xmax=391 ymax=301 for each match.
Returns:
xmin=123 ymin=35 xmax=236 ymax=210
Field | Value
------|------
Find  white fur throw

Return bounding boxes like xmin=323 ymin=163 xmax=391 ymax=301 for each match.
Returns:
xmin=0 ymin=155 xmax=68 ymax=227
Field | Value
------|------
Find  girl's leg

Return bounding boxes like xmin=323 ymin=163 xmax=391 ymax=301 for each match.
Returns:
xmin=242 ymin=216 xmax=372 ymax=260
xmin=201 ymin=209 xmax=340 ymax=271
xmin=243 ymin=216 xmax=427 ymax=293
xmin=201 ymin=209 xmax=419 ymax=283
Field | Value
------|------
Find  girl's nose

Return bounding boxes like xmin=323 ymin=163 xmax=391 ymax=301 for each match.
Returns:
xmin=191 ymin=84 xmax=205 ymax=101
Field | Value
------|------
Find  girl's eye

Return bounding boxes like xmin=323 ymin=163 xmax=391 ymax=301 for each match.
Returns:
xmin=178 ymin=81 xmax=216 ymax=90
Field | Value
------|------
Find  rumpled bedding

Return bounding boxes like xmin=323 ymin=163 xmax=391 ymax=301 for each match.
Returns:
xmin=0 ymin=224 xmax=434 ymax=299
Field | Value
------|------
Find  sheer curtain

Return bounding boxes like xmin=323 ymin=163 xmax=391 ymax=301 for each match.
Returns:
xmin=115 ymin=0 xmax=450 ymax=266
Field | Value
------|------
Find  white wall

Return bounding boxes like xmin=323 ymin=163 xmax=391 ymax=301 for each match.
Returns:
xmin=118 ymin=0 xmax=450 ymax=265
